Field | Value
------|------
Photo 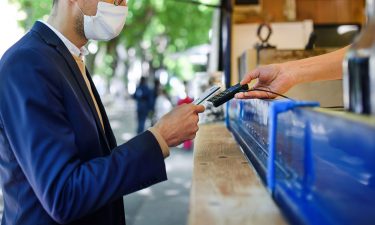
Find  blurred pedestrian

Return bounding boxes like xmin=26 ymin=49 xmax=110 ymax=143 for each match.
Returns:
xmin=134 ymin=77 xmax=152 ymax=133
xmin=154 ymin=88 xmax=173 ymax=123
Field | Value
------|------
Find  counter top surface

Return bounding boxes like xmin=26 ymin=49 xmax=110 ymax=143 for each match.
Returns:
xmin=188 ymin=123 xmax=287 ymax=225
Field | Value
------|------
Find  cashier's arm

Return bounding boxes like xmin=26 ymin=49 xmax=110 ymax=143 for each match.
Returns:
xmin=235 ymin=46 xmax=349 ymax=99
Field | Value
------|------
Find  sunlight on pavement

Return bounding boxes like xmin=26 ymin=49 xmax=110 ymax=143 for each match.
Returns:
xmin=164 ymin=189 xmax=180 ymax=197
xmin=110 ymin=120 xmax=122 ymax=129
xmin=121 ymin=133 xmax=135 ymax=142
xmin=137 ymin=188 xmax=153 ymax=197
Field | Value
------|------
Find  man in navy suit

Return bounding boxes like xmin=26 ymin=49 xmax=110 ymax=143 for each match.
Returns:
xmin=0 ymin=0 xmax=205 ymax=224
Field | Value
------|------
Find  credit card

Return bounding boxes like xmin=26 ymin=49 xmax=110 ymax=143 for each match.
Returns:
xmin=193 ymin=85 xmax=221 ymax=105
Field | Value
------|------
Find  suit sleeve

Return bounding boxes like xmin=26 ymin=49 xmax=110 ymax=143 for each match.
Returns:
xmin=0 ymin=48 xmax=167 ymax=224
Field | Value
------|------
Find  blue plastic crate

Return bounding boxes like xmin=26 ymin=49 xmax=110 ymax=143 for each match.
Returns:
xmin=227 ymin=99 xmax=375 ymax=225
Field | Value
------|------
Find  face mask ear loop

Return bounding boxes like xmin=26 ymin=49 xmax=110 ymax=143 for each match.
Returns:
xmin=75 ymin=2 xmax=85 ymax=16
xmin=113 ymin=0 xmax=125 ymax=6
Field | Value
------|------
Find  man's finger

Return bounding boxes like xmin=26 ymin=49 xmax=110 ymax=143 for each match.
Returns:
xmin=193 ymin=104 xmax=205 ymax=113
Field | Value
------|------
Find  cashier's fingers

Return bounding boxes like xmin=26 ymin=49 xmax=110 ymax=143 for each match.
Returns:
xmin=235 ymin=90 xmax=276 ymax=99
xmin=240 ymin=68 xmax=261 ymax=86
xmin=240 ymin=64 xmax=282 ymax=88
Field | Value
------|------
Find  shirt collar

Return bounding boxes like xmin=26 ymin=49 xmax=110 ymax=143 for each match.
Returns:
xmin=39 ymin=20 xmax=89 ymax=57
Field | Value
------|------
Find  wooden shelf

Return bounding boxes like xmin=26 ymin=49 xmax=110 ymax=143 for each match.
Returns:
xmin=232 ymin=0 xmax=365 ymax=24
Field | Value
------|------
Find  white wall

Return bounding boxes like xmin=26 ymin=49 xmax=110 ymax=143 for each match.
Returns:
xmin=231 ymin=20 xmax=313 ymax=84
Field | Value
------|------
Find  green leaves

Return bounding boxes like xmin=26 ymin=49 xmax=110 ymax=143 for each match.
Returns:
xmin=8 ymin=0 xmax=51 ymax=29
xmin=123 ymin=0 xmax=218 ymax=77
xmin=10 ymin=0 xmax=219 ymax=79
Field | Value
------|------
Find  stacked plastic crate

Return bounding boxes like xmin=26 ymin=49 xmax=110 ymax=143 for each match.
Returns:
xmin=227 ymin=99 xmax=375 ymax=225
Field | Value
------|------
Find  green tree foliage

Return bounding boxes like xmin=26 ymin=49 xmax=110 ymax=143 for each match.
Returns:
xmin=8 ymin=0 xmax=52 ymax=29
xmin=9 ymin=0 xmax=219 ymax=79
xmin=124 ymin=1 xmax=217 ymax=62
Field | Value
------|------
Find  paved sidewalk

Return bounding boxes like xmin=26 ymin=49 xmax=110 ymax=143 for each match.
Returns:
xmin=108 ymin=97 xmax=194 ymax=225
xmin=123 ymin=149 xmax=193 ymax=225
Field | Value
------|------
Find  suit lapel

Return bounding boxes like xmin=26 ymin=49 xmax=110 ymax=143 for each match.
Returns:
xmin=85 ymin=70 xmax=118 ymax=149
xmin=31 ymin=22 xmax=111 ymax=151
xmin=61 ymin=50 xmax=111 ymax=150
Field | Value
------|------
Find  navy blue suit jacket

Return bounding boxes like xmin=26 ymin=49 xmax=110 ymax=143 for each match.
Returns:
xmin=0 ymin=22 xmax=167 ymax=225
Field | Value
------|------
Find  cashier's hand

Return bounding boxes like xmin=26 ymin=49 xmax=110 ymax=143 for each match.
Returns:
xmin=154 ymin=104 xmax=205 ymax=147
xmin=235 ymin=64 xmax=297 ymax=99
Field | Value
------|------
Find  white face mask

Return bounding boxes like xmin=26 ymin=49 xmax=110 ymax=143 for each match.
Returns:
xmin=76 ymin=2 xmax=128 ymax=41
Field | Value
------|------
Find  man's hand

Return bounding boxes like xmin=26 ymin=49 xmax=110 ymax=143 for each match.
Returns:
xmin=235 ymin=64 xmax=297 ymax=99
xmin=153 ymin=104 xmax=205 ymax=147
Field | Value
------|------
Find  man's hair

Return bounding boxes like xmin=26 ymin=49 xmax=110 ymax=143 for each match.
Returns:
xmin=53 ymin=0 xmax=57 ymax=6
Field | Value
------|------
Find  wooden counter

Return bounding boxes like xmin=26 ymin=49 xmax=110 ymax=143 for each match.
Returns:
xmin=188 ymin=123 xmax=287 ymax=225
